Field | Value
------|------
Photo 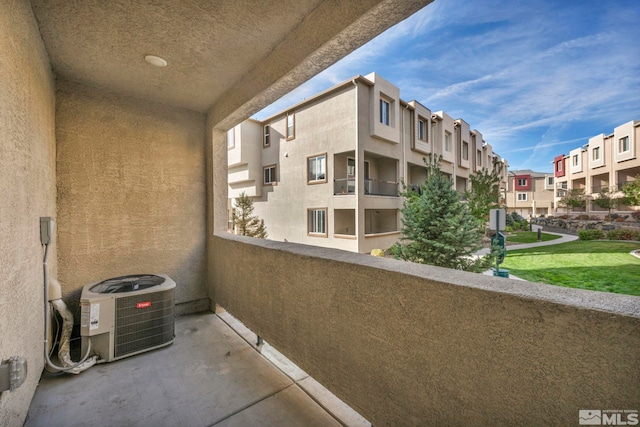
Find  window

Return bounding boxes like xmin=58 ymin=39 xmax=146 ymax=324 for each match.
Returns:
xmin=308 ymin=208 xmax=327 ymax=236
xmin=444 ymin=131 xmax=451 ymax=152
xmin=517 ymin=178 xmax=528 ymax=186
xmin=286 ymin=112 xmax=295 ymax=140
xmin=572 ymin=154 xmax=579 ymax=166
xmin=547 ymin=176 xmax=554 ymax=186
xmin=462 ymin=142 xmax=469 ymax=160
xmin=477 ymin=150 xmax=482 ymax=166
xmin=227 ymin=128 xmax=234 ymax=149
xmin=557 ymin=160 xmax=563 ymax=172
xmin=591 ymin=146 xmax=600 ymax=161
xmin=307 ymin=154 xmax=327 ymax=183
xmin=347 ymin=157 xmax=356 ymax=177
xmin=417 ymin=118 xmax=427 ymax=141
xmin=619 ymin=136 xmax=630 ymax=153
xmin=263 ymin=165 xmax=276 ymax=185
xmin=380 ymin=99 xmax=390 ymax=125
xmin=517 ymin=193 xmax=528 ymax=201
xmin=263 ymin=125 xmax=270 ymax=147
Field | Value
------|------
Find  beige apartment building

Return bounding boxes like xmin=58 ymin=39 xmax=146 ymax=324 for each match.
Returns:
xmin=505 ymin=170 xmax=555 ymax=218
xmin=553 ymin=120 xmax=639 ymax=215
xmin=228 ymin=73 xmax=508 ymax=253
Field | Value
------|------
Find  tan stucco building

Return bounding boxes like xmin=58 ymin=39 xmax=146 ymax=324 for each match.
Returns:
xmin=228 ymin=73 xmax=508 ymax=253
xmin=505 ymin=170 xmax=556 ymax=218
xmin=553 ymin=120 xmax=640 ymax=215
xmin=3 ymin=1 xmax=638 ymax=425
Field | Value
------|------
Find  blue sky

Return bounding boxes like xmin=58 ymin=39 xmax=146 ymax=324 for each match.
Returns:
xmin=254 ymin=0 xmax=640 ymax=173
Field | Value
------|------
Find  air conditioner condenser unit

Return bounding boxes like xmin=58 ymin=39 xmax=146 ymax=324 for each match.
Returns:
xmin=80 ymin=274 xmax=175 ymax=363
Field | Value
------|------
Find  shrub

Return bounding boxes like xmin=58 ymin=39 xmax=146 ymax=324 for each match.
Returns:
xmin=632 ymin=211 xmax=640 ymax=221
xmin=615 ymin=217 xmax=626 ymax=222
xmin=370 ymin=248 xmax=385 ymax=257
xmin=606 ymin=229 xmax=640 ymax=241
xmin=578 ymin=214 xmax=590 ymax=220
xmin=505 ymin=225 xmax=513 ymax=233
xmin=579 ymin=229 xmax=605 ymax=241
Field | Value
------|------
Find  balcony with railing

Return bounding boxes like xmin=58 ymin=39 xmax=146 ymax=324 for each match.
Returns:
xmin=208 ymin=234 xmax=640 ymax=426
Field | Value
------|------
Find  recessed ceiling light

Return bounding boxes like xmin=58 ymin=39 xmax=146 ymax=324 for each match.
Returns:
xmin=144 ymin=55 xmax=167 ymax=67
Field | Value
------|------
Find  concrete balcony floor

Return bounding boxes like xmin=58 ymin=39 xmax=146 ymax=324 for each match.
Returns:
xmin=25 ymin=312 xmax=369 ymax=427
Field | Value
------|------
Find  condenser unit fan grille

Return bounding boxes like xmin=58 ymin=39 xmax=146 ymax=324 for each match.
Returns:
xmin=114 ymin=288 xmax=175 ymax=358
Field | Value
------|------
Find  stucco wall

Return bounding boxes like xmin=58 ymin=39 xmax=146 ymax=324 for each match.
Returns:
xmin=210 ymin=234 xmax=640 ymax=426
xmin=0 ymin=0 xmax=56 ymax=424
xmin=56 ymin=80 xmax=208 ymax=313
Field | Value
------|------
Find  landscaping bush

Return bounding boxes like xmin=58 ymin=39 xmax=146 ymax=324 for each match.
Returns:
xmin=579 ymin=229 xmax=605 ymax=241
xmin=578 ymin=214 xmax=590 ymax=220
xmin=615 ymin=217 xmax=626 ymax=222
xmin=606 ymin=229 xmax=640 ymax=241
xmin=505 ymin=225 xmax=513 ymax=233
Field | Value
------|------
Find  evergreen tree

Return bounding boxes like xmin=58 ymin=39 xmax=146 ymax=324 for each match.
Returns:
xmin=390 ymin=155 xmax=494 ymax=272
xmin=232 ymin=192 xmax=267 ymax=238
xmin=466 ymin=157 xmax=504 ymax=222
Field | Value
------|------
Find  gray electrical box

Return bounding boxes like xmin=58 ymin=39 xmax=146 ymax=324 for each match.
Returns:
xmin=40 ymin=217 xmax=55 ymax=245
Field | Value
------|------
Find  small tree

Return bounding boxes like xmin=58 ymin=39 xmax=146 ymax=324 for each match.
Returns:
xmin=390 ymin=154 xmax=494 ymax=272
xmin=622 ymin=175 xmax=640 ymax=206
xmin=232 ymin=192 xmax=267 ymax=238
xmin=466 ymin=157 xmax=504 ymax=223
xmin=593 ymin=186 xmax=619 ymax=215
xmin=558 ymin=188 xmax=586 ymax=213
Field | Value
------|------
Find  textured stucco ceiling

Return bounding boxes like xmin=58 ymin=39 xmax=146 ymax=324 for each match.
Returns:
xmin=30 ymin=0 xmax=432 ymax=119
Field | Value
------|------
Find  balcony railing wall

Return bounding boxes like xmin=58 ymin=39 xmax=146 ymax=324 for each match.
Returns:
xmin=333 ymin=178 xmax=399 ymax=196
xmin=210 ymin=233 xmax=640 ymax=426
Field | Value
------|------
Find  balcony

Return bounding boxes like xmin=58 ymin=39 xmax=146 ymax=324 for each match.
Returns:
xmin=333 ymin=178 xmax=399 ymax=196
xmin=26 ymin=311 xmax=367 ymax=426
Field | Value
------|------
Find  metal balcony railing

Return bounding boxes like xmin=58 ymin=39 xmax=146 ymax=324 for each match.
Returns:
xmin=333 ymin=178 xmax=399 ymax=197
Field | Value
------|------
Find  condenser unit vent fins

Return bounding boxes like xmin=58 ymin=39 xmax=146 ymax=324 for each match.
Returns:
xmin=114 ymin=288 xmax=175 ymax=358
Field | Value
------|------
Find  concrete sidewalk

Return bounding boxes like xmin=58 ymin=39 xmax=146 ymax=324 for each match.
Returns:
xmin=478 ymin=230 xmax=579 ymax=280
xmin=476 ymin=230 xmax=579 ymax=256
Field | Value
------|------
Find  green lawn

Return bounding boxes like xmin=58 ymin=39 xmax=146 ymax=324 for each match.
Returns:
xmin=501 ymin=241 xmax=640 ymax=296
xmin=506 ymin=231 xmax=562 ymax=244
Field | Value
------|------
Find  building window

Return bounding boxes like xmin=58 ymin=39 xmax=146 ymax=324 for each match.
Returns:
xmin=592 ymin=146 xmax=600 ymax=161
xmin=462 ymin=141 xmax=469 ymax=160
xmin=517 ymin=178 xmax=527 ymax=186
xmin=286 ymin=112 xmax=295 ymax=140
xmin=444 ymin=131 xmax=451 ymax=152
xmin=308 ymin=208 xmax=327 ymax=236
xmin=572 ymin=154 xmax=579 ymax=166
xmin=517 ymin=193 xmax=528 ymax=201
xmin=263 ymin=165 xmax=277 ymax=185
xmin=307 ymin=154 xmax=327 ymax=183
xmin=619 ymin=136 xmax=630 ymax=153
xmin=263 ymin=125 xmax=270 ymax=147
xmin=547 ymin=176 xmax=554 ymax=186
xmin=347 ymin=157 xmax=356 ymax=177
xmin=477 ymin=150 xmax=482 ymax=166
xmin=380 ymin=99 xmax=390 ymax=126
xmin=417 ymin=118 xmax=427 ymax=141
xmin=557 ymin=160 xmax=563 ymax=172
xmin=227 ymin=128 xmax=234 ymax=149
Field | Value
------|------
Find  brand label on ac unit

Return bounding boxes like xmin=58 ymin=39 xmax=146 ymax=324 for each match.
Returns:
xmin=89 ymin=303 xmax=99 ymax=330
xmin=136 ymin=301 xmax=152 ymax=309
